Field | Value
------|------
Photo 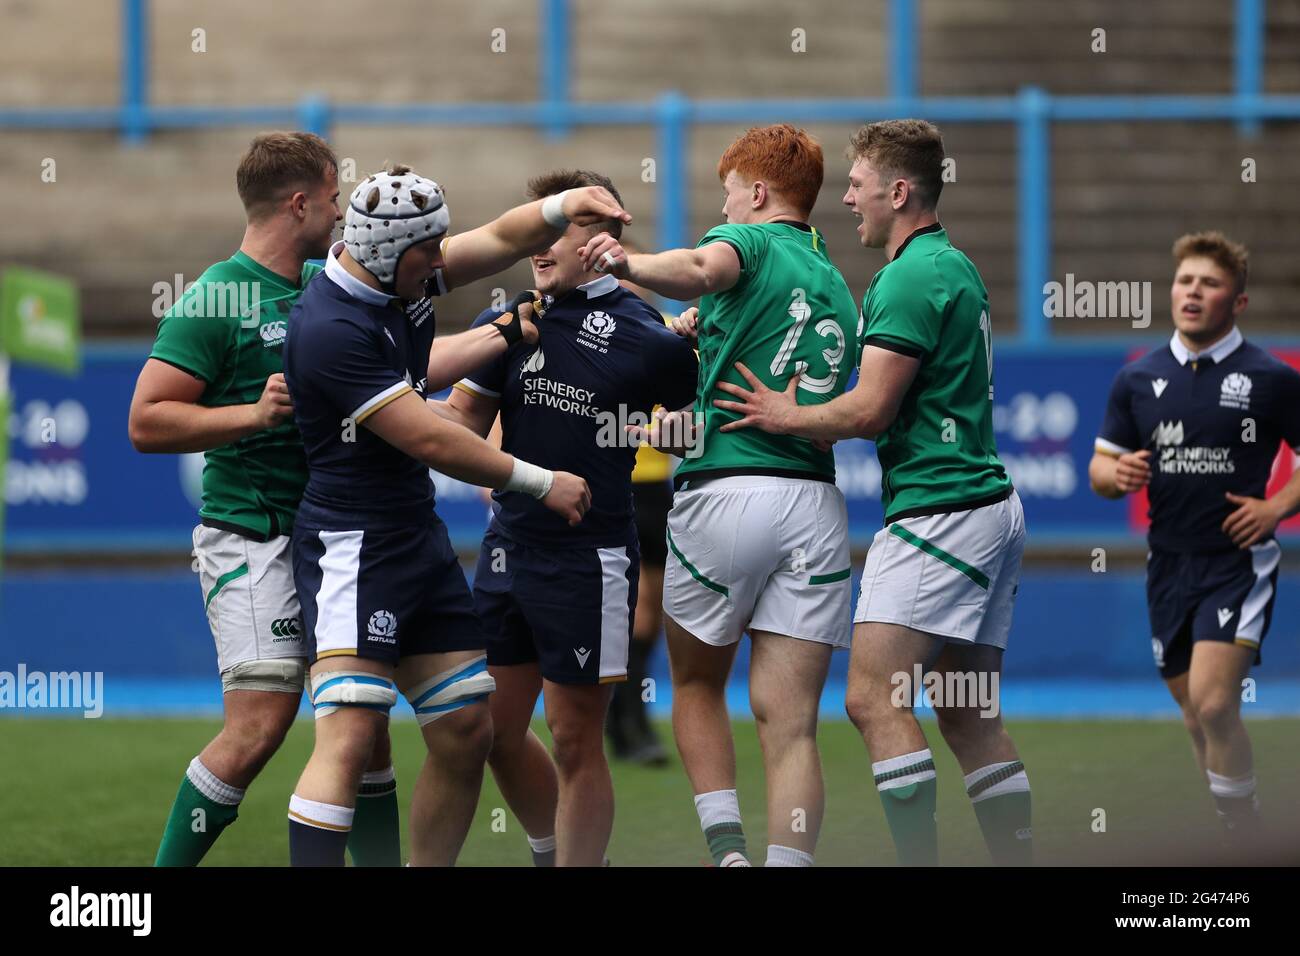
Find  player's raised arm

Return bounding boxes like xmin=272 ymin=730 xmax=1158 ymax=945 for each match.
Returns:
xmin=577 ymin=233 xmax=741 ymax=302
xmin=437 ymin=187 xmax=631 ymax=291
xmin=128 ymin=360 xmax=292 ymax=453
xmin=712 ymin=343 xmax=920 ymax=442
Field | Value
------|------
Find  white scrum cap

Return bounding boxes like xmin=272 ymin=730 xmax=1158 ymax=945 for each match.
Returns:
xmin=343 ymin=166 xmax=450 ymax=288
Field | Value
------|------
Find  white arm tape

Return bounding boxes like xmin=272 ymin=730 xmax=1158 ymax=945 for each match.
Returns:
xmin=503 ymin=457 xmax=555 ymax=499
xmin=541 ymin=190 xmax=572 ymax=230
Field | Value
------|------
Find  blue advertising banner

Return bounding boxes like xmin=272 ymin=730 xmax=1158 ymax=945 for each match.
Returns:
xmin=4 ymin=342 xmax=1294 ymax=553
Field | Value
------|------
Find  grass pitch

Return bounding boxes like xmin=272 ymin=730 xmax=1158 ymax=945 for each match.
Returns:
xmin=2 ymin=717 xmax=1298 ymax=866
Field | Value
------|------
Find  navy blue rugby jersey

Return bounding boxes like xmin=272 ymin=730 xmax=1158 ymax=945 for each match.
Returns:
xmin=1096 ymin=327 xmax=1300 ymax=552
xmin=284 ymin=242 xmax=442 ymax=527
xmin=458 ymin=274 xmax=698 ymax=548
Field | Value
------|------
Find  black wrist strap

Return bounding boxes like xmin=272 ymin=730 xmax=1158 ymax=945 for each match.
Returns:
xmin=491 ymin=290 xmax=538 ymax=347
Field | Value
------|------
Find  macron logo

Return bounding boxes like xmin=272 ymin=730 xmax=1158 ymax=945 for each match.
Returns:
xmin=573 ymin=647 xmax=592 ymax=668
xmin=1152 ymin=378 xmax=1168 ymax=398
xmin=1217 ymin=608 xmax=1235 ymax=629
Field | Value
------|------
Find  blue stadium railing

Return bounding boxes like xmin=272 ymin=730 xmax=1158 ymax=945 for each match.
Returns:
xmin=0 ymin=0 xmax=1292 ymax=345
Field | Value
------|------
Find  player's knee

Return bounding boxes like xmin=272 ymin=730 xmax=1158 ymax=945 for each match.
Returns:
xmin=428 ymin=702 xmax=494 ymax=769
xmin=548 ymin=719 xmax=603 ymax=776
xmin=1192 ymin=693 xmax=1240 ymax=733
xmin=845 ymin=685 xmax=890 ymax=733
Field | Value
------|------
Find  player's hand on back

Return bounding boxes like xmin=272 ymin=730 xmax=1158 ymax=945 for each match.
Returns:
xmin=672 ymin=307 xmax=699 ymax=342
xmin=625 ymin=406 xmax=701 ymax=458
xmin=578 ymin=232 xmax=630 ymax=279
xmin=562 ymin=186 xmax=632 ymax=229
xmin=1113 ymin=449 xmax=1152 ymax=494
xmin=543 ymin=471 xmax=592 ymax=527
xmin=255 ymin=372 xmax=294 ymax=429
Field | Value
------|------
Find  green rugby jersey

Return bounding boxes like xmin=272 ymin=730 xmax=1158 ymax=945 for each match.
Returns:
xmin=861 ymin=223 xmax=1011 ymax=522
xmin=676 ymin=221 xmax=859 ymax=484
xmin=149 ymin=251 xmax=321 ymax=540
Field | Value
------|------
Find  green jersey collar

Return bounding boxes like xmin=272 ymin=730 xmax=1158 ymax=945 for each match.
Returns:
xmin=890 ymin=221 xmax=945 ymax=262
xmin=230 ymin=250 xmax=304 ymax=292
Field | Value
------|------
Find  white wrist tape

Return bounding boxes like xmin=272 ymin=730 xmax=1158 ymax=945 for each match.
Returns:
xmin=541 ymin=190 xmax=572 ymax=230
xmin=503 ymin=458 xmax=555 ymax=499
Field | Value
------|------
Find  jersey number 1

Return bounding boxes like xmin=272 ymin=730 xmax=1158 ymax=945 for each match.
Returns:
xmin=979 ymin=309 xmax=993 ymax=400
xmin=770 ymin=288 xmax=846 ymax=395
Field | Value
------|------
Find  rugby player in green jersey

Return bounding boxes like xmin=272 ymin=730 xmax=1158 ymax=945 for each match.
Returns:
xmin=580 ymin=124 xmax=860 ymax=867
xmin=713 ymin=120 xmax=1032 ymax=866
xmin=129 ymin=132 xmax=402 ymax=865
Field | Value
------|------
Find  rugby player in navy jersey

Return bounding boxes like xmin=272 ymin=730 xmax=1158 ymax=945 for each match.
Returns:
xmin=1090 ymin=232 xmax=1300 ymax=849
xmin=431 ymin=170 xmax=698 ymax=866
xmin=282 ymin=163 xmax=629 ymax=866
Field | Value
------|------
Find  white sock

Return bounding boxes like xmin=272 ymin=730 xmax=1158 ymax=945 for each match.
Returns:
xmin=765 ymin=844 xmax=814 ymax=867
xmin=287 ymin=794 xmax=354 ymax=832
xmin=719 ymin=851 xmax=752 ymax=867
xmin=964 ymin=760 xmax=1030 ymax=803
xmin=694 ymin=788 xmax=742 ymax=831
xmin=872 ymin=748 xmax=936 ymax=792
xmin=527 ymin=833 xmax=557 ymax=853
xmin=1206 ymin=769 xmax=1256 ymax=800
xmin=186 ymin=756 xmax=244 ymax=806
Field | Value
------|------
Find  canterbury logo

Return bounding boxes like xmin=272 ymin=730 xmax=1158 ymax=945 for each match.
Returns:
xmin=270 ymin=618 xmax=301 ymax=639
xmin=259 ymin=320 xmax=287 ymax=345
xmin=1151 ymin=420 xmax=1183 ymax=446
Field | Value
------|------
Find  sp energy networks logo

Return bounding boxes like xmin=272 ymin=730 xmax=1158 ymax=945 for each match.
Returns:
xmin=1152 ymin=420 xmax=1184 ymax=447
xmin=520 ymin=347 xmax=546 ymax=376
xmin=1153 ymin=420 xmax=1235 ymax=475
xmin=368 ymin=610 xmax=398 ymax=644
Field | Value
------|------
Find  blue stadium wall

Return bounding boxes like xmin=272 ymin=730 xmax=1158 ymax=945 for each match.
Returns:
xmin=4 ymin=344 xmax=1300 ymax=717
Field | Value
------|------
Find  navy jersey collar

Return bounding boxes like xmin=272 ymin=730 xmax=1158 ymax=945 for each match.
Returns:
xmin=325 ymin=240 xmax=398 ymax=307
xmin=1169 ymin=326 xmax=1243 ymax=366
xmin=577 ymin=273 xmax=619 ymax=298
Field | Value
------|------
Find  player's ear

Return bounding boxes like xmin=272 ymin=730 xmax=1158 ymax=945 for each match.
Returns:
xmin=1232 ymin=291 xmax=1248 ymax=318
xmin=892 ymin=177 xmax=909 ymax=211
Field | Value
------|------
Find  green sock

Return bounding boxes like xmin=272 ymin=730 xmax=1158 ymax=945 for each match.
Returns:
xmin=704 ymin=822 xmax=748 ymax=866
xmin=349 ymin=767 xmax=400 ymax=866
xmin=874 ymin=749 xmax=938 ymax=866
xmin=695 ymin=789 xmax=749 ymax=866
xmin=966 ymin=761 xmax=1032 ymax=865
xmin=155 ymin=757 xmax=242 ymax=867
